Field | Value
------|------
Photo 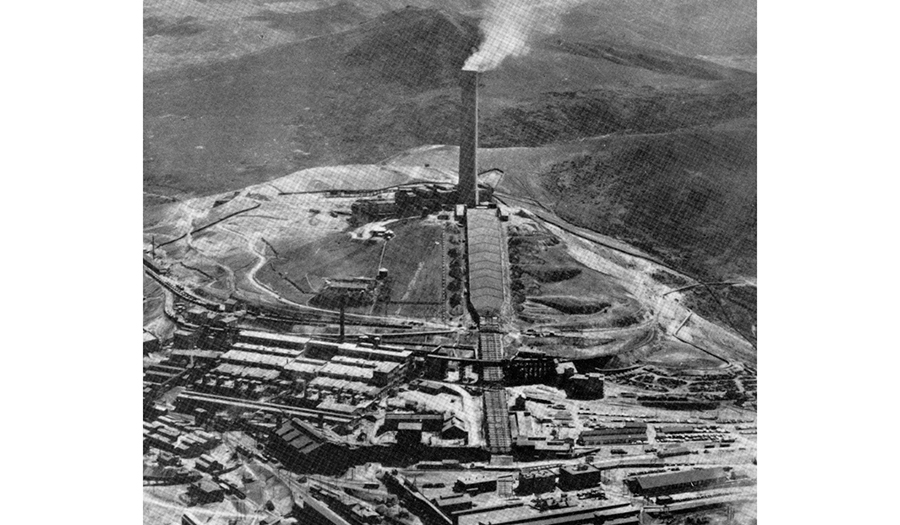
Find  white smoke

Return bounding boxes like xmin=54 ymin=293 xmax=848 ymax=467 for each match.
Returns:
xmin=463 ymin=0 xmax=588 ymax=72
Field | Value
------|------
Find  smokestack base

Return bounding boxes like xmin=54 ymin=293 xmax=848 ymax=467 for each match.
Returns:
xmin=458 ymin=70 xmax=479 ymax=208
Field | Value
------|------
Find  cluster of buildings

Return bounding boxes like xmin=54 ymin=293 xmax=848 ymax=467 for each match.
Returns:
xmin=176 ymin=329 xmax=413 ymax=420
xmin=143 ymin=415 xmax=220 ymax=458
xmin=348 ymin=183 xmax=496 ymax=224
xmin=380 ymin=411 xmax=469 ymax=445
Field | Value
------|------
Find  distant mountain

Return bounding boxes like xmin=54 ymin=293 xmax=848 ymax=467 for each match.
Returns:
xmin=343 ymin=8 xmax=480 ymax=89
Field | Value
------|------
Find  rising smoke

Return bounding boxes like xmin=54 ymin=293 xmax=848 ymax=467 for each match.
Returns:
xmin=463 ymin=0 xmax=588 ymax=72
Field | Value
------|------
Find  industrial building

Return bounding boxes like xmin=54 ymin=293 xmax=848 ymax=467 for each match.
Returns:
xmin=432 ymin=493 xmax=475 ymax=514
xmin=482 ymin=388 xmax=513 ymax=454
xmin=517 ymin=467 xmax=557 ymax=494
xmin=579 ymin=423 xmax=648 ymax=446
xmin=441 ymin=416 xmax=468 ymax=441
xmin=397 ymin=422 xmax=424 ymax=447
xmin=195 ymin=454 xmax=224 ymax=474
xmin=455 ymin=475 xmax=507 ymax=495
xmin=466 ymin=209 xmax=505 ymax=322
xmin=564 ymin=374 xmax=604 ymax=399
xmin=186 ymin=479 xmax=224 ymax=504
xmin=269 ymin=417 xmax=336 ymax=468
xmin=514 ymin=436 xmax=573 ymax=457
xmin=629 ymin=468 xmax=729 ymax=496
xmin=504 ymin=353 xmax=557 ymax=385
xmin=381 ymin=412 xmax=445 ymax=433
xmin=558 ymin=464 xmax=603 ymax=491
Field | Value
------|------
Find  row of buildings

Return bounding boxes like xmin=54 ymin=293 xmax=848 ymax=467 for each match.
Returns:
xmin=174 ymin=329 xmax=414 ymax=420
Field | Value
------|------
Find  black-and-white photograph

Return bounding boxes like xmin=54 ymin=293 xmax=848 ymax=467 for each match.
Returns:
xmin=142 ymin=1 xmax=757 ymax=524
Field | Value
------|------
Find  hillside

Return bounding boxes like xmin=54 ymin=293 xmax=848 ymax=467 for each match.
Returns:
xmin=144 ymin=3 xmax=756 ymax=202
xmin=144 ymin=0 xmax=757 ymax=317
xmin=538 ymin=124 xmax=756 ymax=281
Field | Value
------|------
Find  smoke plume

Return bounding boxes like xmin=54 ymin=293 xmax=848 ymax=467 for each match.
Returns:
xmin=463 ymin=0 xmax=586 ymax=72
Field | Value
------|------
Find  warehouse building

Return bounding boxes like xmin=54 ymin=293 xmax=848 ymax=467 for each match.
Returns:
xmin=305 ymin=340 xmax=412 ymax=363
xmin=565 ymin=373 xmax=604 ymax=399
xmin=515 ymin=436 xmax=573 ymax=457
xmin=579 ymin=423 xmax=647 ymax=446
xmin=308 ymin=376 xmax=379 ymax=398
xmin=397 ymin=422 xmax=424 ymax=447
xmin=466 ymin=208 xmax=505 ymax=322
xmin=236 ymin=330 xmax=310 ymax=350
xmin=455 ymin=475 xmax=507 ymax=495
xmin=268 ymin=417 xmax=343 ymax=470
xmin=442 ymin=416 xmax=468 ymax=441
xmin=432 ymin=493 xmax=474 ymax=514
xmin=381 ymin=412 xmax=446 ymax=433
xmin=283 ymin=357 xmax=328 ymax=381
xmin=517 ymin=467 xmax=557 ymax=494
xmin=558 ymin=464 xmax=603 ymax=491
xmin=629 ymin=468 xmax=728 ymax=496
xmin=186 ymin=479 xmax=224 ymax=505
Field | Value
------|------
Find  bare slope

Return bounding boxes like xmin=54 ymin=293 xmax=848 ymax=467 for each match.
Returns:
xmin=144 ymin=5 xmax=755 ymax=202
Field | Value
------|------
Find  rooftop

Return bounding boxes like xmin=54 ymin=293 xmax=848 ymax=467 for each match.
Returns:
xmin=635 ymin=468 xmax=726 ymax=490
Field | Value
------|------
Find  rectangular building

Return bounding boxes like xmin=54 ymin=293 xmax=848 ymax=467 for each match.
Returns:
xmin=558 ymin=464 xmax=603 ymax=491
xmin=455 ymin=475 xmax=499 ymax=495
xmin=630 ymin=468 xmax=728 ymax=496
xmin=518 ymin=467 xmax=557 ymax=495
xmin=382 ymin=413 xmax=445 ymax=433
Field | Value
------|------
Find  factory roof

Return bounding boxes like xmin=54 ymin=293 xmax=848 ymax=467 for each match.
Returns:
xmin=433 ymin=493 xmax=473 ymax=509
xmin=212 ymin=363 xmax=280 ymax=380
xmin=284 ymin=361 xmax=326 ymax=376
xmin=634 ymin=468 xmax=726 ymax=490
xmin=238 ymin=330 xmax=311 ymax=345
xmin=231 ymin=342 xmax=304 ymax=357
xmin=308 ymin=377 xmax=379 ymax=396
xmin=170 ymin=349 xmax=221 ymax=360
xmin=331 ymin=355 xmax=402 ymax=373
xmin=320 ymin=362 xmax=375 ymax=381
xmin=316 ymin=400 xmax=360 ymax=414
xmin=385 ymin=412 xmax=444 ymax=421
xmin=220 ymin=349 xmax=293 ymax=368
xmin=466 ymin=209 xmax=505 ymax=316
xmin=398 ymin=422 xmax=424 ymax=431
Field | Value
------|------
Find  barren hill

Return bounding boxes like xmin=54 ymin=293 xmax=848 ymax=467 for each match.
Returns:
xmin=144 ymin=0 xmax=757 ymax=317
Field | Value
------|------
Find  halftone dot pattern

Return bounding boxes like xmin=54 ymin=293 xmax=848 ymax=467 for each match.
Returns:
xmin=144 ymin=1 xmax=756 ymax=524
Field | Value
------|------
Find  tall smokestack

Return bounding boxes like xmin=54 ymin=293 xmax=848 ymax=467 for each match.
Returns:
xmin=458 ymin=69 xmax=479 ymax=207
